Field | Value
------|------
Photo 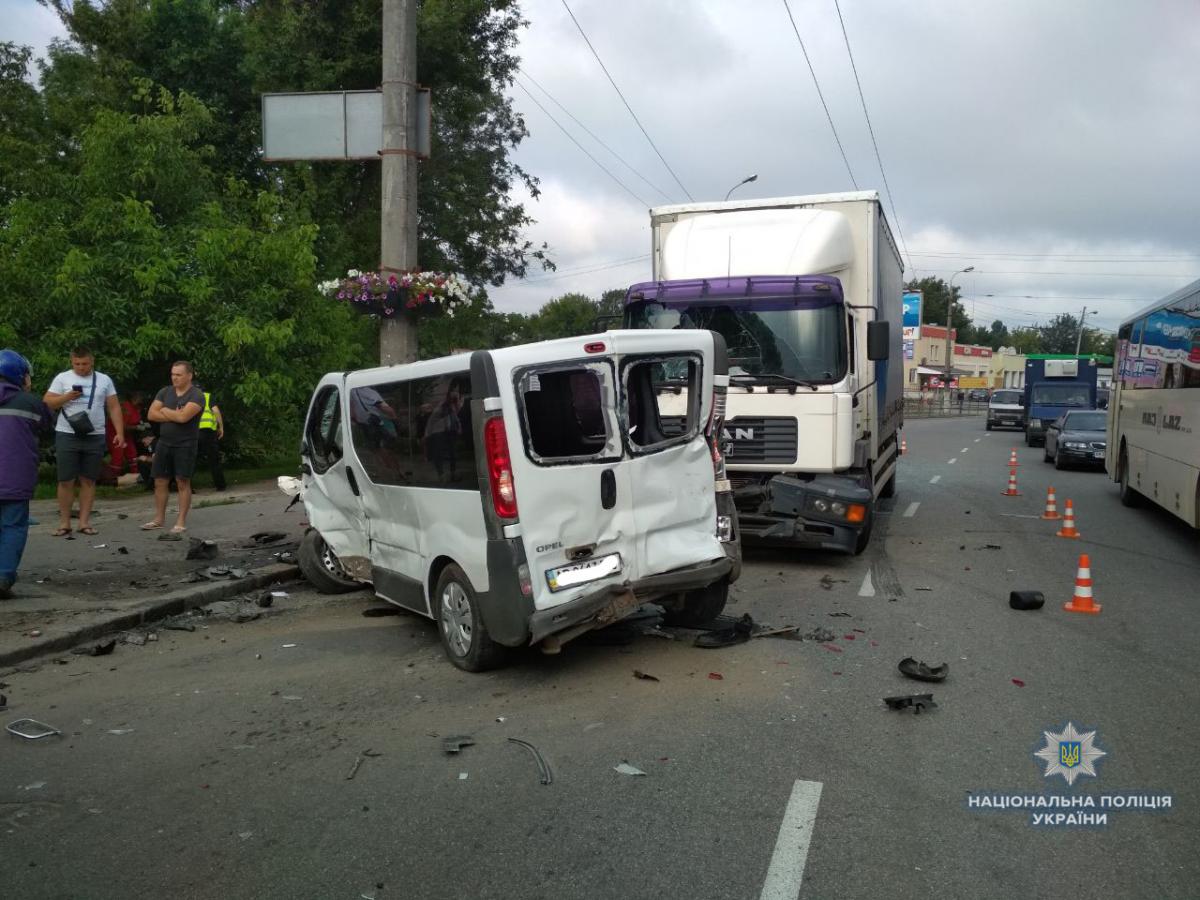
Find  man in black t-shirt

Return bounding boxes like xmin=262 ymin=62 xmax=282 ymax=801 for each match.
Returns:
xmin=142 ymin=360 xmax=205 ymax=534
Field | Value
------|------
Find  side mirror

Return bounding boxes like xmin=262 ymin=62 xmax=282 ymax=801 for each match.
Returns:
xmin=867 ymin=321 xmax=890 ymax=360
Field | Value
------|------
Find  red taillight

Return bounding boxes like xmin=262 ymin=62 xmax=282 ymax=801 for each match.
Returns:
xmin=584 ymin=342 xmax=606 ymax=354
xmin=483 ymin=416 xmax=518 ymax=519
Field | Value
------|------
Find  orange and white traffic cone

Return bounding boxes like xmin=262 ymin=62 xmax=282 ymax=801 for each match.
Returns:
xmin=1056 ymin=499 xmax=1080 ymax=538
xmin=1040 ymin=486 xmax=1061 ymax=520
xmin=1001 ymin=467 xmax=1021 ymax=496
xmin=900 ymin=437 xmax=908 ymax=455
xmin=1064 ymin=553 xmax=1101 ymax=614
xmin=1008 ymin=448 xmax=1020 ymax=468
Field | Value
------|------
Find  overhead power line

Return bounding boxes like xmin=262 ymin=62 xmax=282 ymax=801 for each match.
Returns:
xmin=915 ymin=268 xmax=1193 ymax=279
xmin=780 ymin=0 xmax=858 ymax=190
xmin=560 ymin=0 xmax=694 ymax=201
xmin=832 ymin=0 xmax=908 ymax=270
xmin=909 ymin=249 xmax=1200 ymax=262
xmin=522 ymin=254 xmax=651 ymax=283
xmin=519 ymin=67 xmax=674 ymax=204
xmin=514 ymin=76 xmax=652 ymax=208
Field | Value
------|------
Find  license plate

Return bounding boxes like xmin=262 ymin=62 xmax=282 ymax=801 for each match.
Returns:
xmin=1094 ymin=451 xmax=1105 ymax=460
xmin=546 ymin=553 xmax=622 ymax=592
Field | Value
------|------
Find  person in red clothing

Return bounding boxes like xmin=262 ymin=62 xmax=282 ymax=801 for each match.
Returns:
xmin=106 ymin=391 xmax=143 ymax=475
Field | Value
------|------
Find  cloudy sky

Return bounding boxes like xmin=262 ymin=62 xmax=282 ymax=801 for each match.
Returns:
xmin=11 ymin=0 xmax=1199 ymax=332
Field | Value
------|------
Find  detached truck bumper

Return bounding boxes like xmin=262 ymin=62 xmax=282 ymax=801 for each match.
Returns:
xmin=733 ymin=474 xmax=872 ymax=554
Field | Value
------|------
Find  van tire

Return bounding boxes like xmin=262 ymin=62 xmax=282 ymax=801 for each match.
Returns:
xmin=986 ymin=421 xmax=992 ymax=431
xmin=663 ymin=578 xmax=729 ymax=627
xmin=298 ymin=530 xmax=361 ymax=594
xmin=434 ymin=564 xmax=507 ymax=672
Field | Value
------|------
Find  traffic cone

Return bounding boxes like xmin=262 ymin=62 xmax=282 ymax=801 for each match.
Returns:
xmin=1056 ymin=500 xmax=1080 ymax=538
xmin=1001 ymin=467 xmax=1021 ymax=496
xmin=1040 ymin=486 xmax=1061 ymax=520
xmin=1064 ymin=554 xmax=1101 ymax=614
xmin=901 ymin=437 xmax=907 ymax=455
xmin=1008 ymin=448 xmax=1020 ymax=468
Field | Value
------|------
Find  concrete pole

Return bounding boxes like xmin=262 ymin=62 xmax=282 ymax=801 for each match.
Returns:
xmin=1075 ymin=306 xmax=1088 ymax=356
xmin=379 ymin=0 xmax=419 ymax=366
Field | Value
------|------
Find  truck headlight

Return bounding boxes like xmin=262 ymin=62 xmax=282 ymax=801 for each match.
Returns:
xmin=715 ymin=515 xmax=734 ymax=542
xmin=804 ymin=495 xmax=866 ymax=523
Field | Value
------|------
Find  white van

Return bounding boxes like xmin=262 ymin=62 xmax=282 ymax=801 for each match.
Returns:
xmin=986 ymin=389 xmax=1025 ymax=431
xmin=297 ymin=330 xmax=741 ymax=670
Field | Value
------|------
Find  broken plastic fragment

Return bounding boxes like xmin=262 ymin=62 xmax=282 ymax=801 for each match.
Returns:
xmin=614 ymin=763 xmax=647 ymax=776
xmin=883 ymin=693 xmax=937 ymax=714
xmin=707 ymin=672 xmax=723 ymax=680
xmin=442 ymin=735 xmax=475 ymax=754
xmin=633 ymin=670 xmax=659 ymax=682
xmin=1011 ymin=678 xmax=1025 ymax=687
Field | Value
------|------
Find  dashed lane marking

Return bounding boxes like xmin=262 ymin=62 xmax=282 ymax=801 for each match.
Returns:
xmin=930 ymin=475 xmax=941 ymax=484
xmin=961 ymin=447 xmax=969 ymax=453
xmin=760 ymin=780 xmax=824 ymax=900
xmin=948 ymin=458 xmax=958 ymax=464
xmin=903 ymin=502 xmax=920 ymax=518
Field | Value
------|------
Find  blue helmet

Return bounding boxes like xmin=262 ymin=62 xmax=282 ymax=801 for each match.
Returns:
xmin=0 ymin=349 xmax=32 ymax=385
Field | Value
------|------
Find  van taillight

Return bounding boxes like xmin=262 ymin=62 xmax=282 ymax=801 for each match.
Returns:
xmin=484 ymin=417 xmax=518 ymax=519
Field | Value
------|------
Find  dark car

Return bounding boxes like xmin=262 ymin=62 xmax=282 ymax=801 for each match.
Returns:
xmin=967 ymin=388 xmax=989 ymax=402
xmin=1043 ymin=409 xmax=1107 ymax=470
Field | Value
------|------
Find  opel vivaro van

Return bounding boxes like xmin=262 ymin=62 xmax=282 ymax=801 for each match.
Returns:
xmin=297 ymin=330 xmax=741 ymax=670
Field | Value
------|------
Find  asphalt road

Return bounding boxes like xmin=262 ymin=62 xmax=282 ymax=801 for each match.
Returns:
xmin=3 ymin=417 xmax=1198 ymax=899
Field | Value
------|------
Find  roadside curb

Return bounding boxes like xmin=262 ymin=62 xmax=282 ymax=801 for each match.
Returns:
xmin=0 ymin=563 xmax=301 ymax=669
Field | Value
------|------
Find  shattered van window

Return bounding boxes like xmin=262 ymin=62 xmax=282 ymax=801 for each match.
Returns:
xmin=624 ymin=355 xmax=701 ymax=453
xmin=517 ymin=364 xmax=618 ymax=463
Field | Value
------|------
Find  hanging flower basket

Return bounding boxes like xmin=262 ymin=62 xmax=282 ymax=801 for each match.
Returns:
xmin=318 ymin=269 xmax=470 ymax=318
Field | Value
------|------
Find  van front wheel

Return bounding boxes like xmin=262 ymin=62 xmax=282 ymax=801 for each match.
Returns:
xmin=298 ymin=530 xmax=361 ymax=594
xmin=434 ymin=564 xmax=507 ymax=672
xmin=663 ymin=578 xmax=729 ymax=627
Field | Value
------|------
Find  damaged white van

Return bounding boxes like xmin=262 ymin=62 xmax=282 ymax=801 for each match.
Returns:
xmin=297 ymin=330 xmax=741 ymax=670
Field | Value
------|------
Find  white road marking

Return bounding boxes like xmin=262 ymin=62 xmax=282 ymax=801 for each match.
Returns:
xmin=948 ymin=458 xmax=958 ymax=464
xmin=760 ymin=780 xmax=824 ymax=900
xmin=858 ymin=571 xmax=876 ymax=597
xmin=974 ymin=438 xmax=981 ymax=443
xmin=961 ymin=447 xmax=969 ymax=453
xmin=930 ymin=475 xmax=941 ymax=484
xmin=903 ymin=501 xmax=920 ymax=518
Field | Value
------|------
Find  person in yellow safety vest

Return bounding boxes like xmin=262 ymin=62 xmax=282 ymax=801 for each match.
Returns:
xmin=196 ymin=388 xmax=226 ymax=491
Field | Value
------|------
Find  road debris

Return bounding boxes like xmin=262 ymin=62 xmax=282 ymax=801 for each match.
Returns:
xmin=1011 ymin=678 xmax=1026 ymax=687
xmin=633 ymin=670 xmax=659 ymax=682
xmin=819 ymin=575 xmax=849 ymax=590
xmin=72 ymin=640 xmax=116 ymax=657
xmin=6 ymin=719 xmax=61 ymax=740
xmin=346 ymin=749 xmax=382 ymax=780
xmin=828 ymin=611 xmax=852 ymax=618
xmin=898 ymin=658 xmax=949 ymax=683
xmin=707 ymin=672 xmax=723 ymax=680
xmin=694 ymin=613 xmax=754 ymax=648
xmin=614 ymin=762 xmax=647 ymax=776
xmin=362 ymin=605 xmax=402 ymax=617
xmin=442 ymin=736 xmax=475 ymax=754
xmin=819 ymin=643 xmax=843 ymax=653
xmin=508 ymin=738 xmax=553 ymax=785
xmin=27 ymin=630 xmax=42 ymax=638
xmin=282 ymin=643 xmax=297 ymax=648
xmin=107 ymin=727 xmax=135 ymax=735
xmin=123 ymin=633 xmax=147 ymax=646
xmin=117 ymin=546 xmax=129 ymax=555
xmin=883 ymin=694 xmax=937 ymax=714
xmin=186 ymin=539 xmax=219 ymax=560
xmin=248 ymin=531 xmax=288 ymax=546
xmin=1009 ymin=590 xmax=1045 ymax=611
xmin=92 ymin=543 xmax=107 ymax=549
xmin=754 ymin=625 xmax=801 ymax=639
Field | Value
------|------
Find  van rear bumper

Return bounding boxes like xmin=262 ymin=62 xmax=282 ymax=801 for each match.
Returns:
xmin=526 ymin=556 xmax=734 ymax=646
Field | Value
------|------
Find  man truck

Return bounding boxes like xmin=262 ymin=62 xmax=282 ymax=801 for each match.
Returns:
xmin=623 ymin=191 xmax=903 ymax=554
xmin=1023 ymin=355 xmax=1101 ymax=446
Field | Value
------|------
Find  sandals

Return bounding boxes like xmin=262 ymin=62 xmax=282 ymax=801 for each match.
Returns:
xmin=78 ymin=526 xmax=98 ymax=536
xmin=140 ymin=522 xmax=163 ymax=531
xmin=169 ymin=526 xmax=187 ymax=534
xmin=52 ymin=527 xmax=72 ymax=537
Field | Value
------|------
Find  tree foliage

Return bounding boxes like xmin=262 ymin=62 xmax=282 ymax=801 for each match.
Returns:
xmin=905 ymin=276 xmax=971 ymax=337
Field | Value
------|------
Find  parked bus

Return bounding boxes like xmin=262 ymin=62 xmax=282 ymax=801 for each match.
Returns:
xmin=1108 ymin=278 xmax=1200 ymax=528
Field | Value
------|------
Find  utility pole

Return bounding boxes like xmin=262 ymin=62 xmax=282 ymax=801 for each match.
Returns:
xmin=1075 ymin=306 xmax=1088 ymax=356
xmin=380 ymin=0 xmax=419 ymax=366
xmin=945 ymin=267 xmax=974 ymax=394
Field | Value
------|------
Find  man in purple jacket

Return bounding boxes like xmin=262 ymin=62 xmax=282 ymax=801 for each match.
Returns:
xmin=0 ymin=349 xmax=49 ymax=599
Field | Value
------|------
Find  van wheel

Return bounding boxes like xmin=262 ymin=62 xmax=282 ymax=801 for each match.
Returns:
xmin=663 ymin=578 xmax=729 ymax=627
xmin=986 ymin=421 xmax=993 ymax=431
xmin=298 ymin=530 xmax=360 ymax=594
xmin=1118 ymin=452 xmax=1141 ymax=508
xmin=434 ymin=564 xmax=507 ymax=672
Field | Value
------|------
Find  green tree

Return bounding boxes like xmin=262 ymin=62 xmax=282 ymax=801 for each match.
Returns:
xmin=523 ymin=293 xmax=603 ymax=341
xmin=1038 ymin=313 xmax=1082 ymax=354
xmin=0 ymin=87 xmax=372 ymax=457
xmin=986 ymin=319 xmax=1011 ymax=350
xmin=0 ymin=43 xmax=53 ymax=209
xmin=1009 ymin=327 xmax=1044 ymax=355
xmin=417 ymin=293 xmax=525 ymax=359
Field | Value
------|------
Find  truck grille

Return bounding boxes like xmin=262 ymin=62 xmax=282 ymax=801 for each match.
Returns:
xmin=722 ymin=417 xmax=798 ymax=465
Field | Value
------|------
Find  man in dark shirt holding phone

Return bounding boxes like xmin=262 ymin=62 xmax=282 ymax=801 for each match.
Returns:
xmin=142 ymin=360 xmax=204 ymax=534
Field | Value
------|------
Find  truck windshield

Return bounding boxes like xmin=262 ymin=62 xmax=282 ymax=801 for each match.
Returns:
xmin=626 ymin=299 xmax=846 ymax=384
xmin=1032 ymin=383 xmax=1091 ymax=407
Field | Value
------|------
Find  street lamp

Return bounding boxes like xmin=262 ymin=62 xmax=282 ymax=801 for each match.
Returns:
xmin=724 ymin=174 xmax=758 ymax=201
xmin=945 ymin=266 xmax=975 ymax=392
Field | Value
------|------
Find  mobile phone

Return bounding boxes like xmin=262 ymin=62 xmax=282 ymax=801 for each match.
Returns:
xmin=73 ymin=384 xmax=85 ymax=392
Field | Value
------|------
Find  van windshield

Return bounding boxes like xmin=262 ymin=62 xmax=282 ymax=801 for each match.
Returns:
xmin=625 ymin=298 xmax=846 ymax=384
xmin=1032 ymin=384 xmax=1091 ymax=407
xmin=992 ymin=391 xmax=1023 ymax=405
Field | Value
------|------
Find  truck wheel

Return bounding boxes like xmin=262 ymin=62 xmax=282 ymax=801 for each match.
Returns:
xmin=434 ymin=564 xmax=508 ymax=672
xmin=663 ymin=578 xmax=729 ymax=627
xmin=880 ymin=473 xmax=896 ymax=499
xmin=1118 ymin=452 xmax=1141 ymax=508
xmin=298 ymin=530 xmax=361 ymax=594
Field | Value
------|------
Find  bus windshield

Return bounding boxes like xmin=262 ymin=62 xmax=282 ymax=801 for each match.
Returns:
xmin=625 ymin=299 xmax=847 ymax=384
xmin=1032 ymin=383 xmax=1091 ymax=408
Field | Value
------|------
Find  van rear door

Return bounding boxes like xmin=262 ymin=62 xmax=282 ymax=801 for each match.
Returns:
xmin=493 ymin=339 xmax=639 ymax=611
xmin=610 ymin=330 xmax=723 ymax=577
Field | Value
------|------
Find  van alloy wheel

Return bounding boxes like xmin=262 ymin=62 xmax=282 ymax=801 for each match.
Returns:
xmin=440 ymin=582 xmax=474 ymax=657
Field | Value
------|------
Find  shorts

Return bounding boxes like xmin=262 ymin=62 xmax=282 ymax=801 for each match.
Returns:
xmin=55 ymin=432 xmax=106 ymax=483
xmin=152 ymin=442 xmax=199 ymax=480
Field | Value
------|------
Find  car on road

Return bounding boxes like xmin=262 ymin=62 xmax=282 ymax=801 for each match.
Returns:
xmin=1044 ymin=409 xmax=1108 ymax=469
xmin=986 ymin=389 xmax=1024 ymax=430
xmin=967 ymin=388 xmax=989 ymax=402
